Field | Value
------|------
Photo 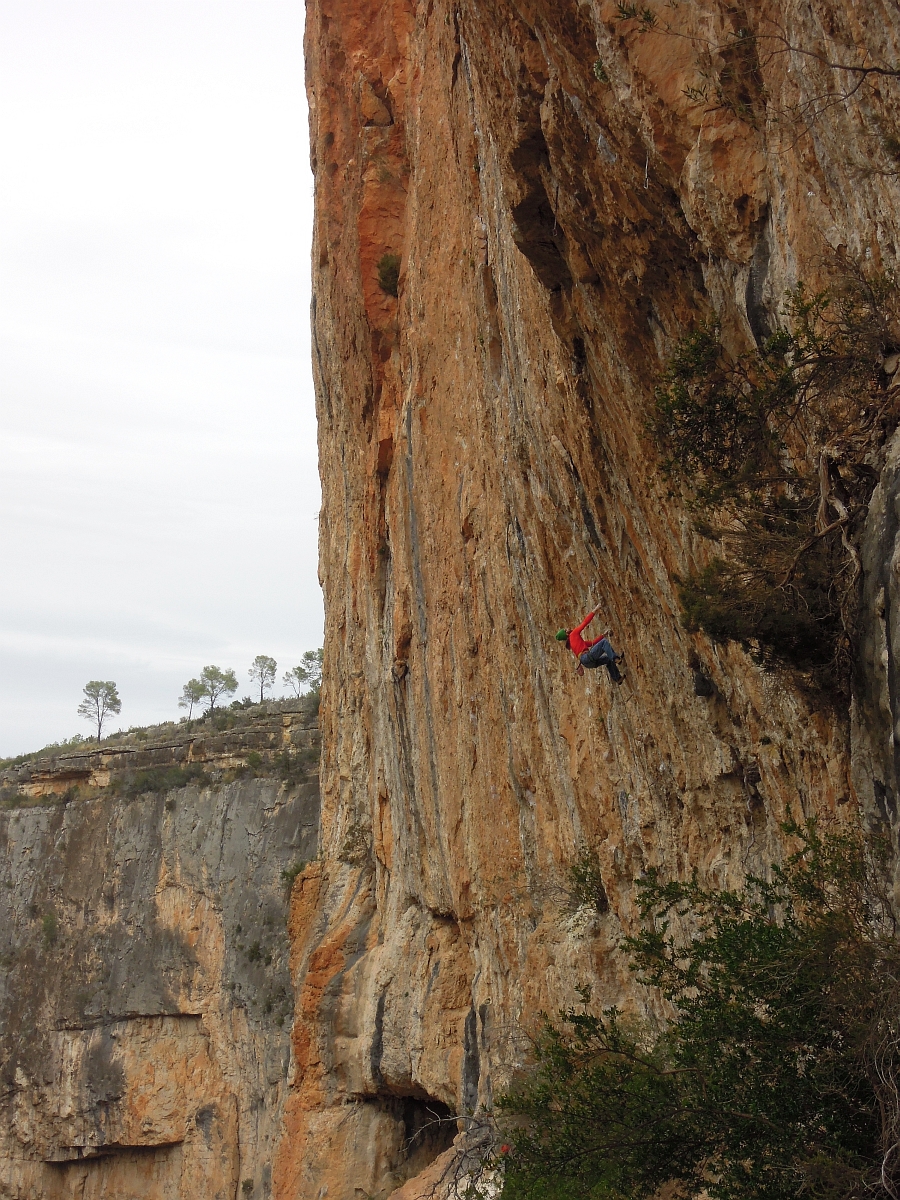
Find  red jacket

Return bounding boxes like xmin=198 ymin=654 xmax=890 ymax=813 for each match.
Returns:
xmin=568 ymin=611 xmax=603 ymax=658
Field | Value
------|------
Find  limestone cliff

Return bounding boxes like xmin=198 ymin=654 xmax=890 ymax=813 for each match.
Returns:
xmin=276 ymin=0 xmax=900 ymax=1195
xmin=0 ymin=702 xmax=320 ymax=1200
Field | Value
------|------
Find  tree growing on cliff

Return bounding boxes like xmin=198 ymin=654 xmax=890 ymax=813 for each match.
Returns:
xmin=77 ymin=680 xmax=122 ymax=742
xmin=499 ymin=817 xmax=900 ymax=1200
xmin=178 ymin=677 xmax=205 ymax=721
xmin=652 ymin=264 xmax=900 ymax=686
xmin=283 ymin=648 xmax=323 ymax=698
xmin=248 ymin=655 xmax=278 ymax=704
xmin=197 ymin=665 xmax=238 ymax=715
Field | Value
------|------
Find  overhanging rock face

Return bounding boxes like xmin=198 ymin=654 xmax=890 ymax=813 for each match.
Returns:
xmin=278 ymin=0 xmax=900 ymax=1195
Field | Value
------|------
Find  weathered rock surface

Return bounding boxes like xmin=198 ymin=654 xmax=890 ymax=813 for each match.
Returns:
xmin=276 ymin=0 xmax=900 ymax=1195
xmin=0 ymin=708 xmax=320 ymax=1200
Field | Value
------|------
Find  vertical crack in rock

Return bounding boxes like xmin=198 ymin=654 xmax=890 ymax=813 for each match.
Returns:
xmin=462 ymin=1005 xmax=481 ymax=1115
xmin=371 ymin=989 xmax=387 ymax=1088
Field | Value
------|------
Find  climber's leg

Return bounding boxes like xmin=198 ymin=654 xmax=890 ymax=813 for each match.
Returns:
xmin=580 ymin=637 xmax=625 ymax=683
xmin=580 ymin=638 xmax=618 ymax=674
xmin=604 ymin=657 xmax=623 ymax=684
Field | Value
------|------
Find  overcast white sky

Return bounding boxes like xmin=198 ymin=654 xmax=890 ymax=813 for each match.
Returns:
xmin=0 ymin=1 xmax=320 ymax=755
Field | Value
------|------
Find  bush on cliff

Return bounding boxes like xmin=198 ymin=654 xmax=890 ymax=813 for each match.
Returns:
xmin=678 ymin=546 xmax=844 ymax=675
xmin=652 ymin=263 xmax=900 ymax=687
xmin=499 ymin=817 xmax=900 ymax=1200
xmin=376 ymin=252 xmax=401 ymax=297
xmin=117 ymin=763 xmax=207 ymax=799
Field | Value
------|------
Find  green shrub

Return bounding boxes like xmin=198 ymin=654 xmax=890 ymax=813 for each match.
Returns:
xmin=246 ymin=751 xmax=263 ymax=769
xmin=499 ymin=817 xmax=899 ymax=1200
xmin=119 ymin=763 xmax=207 ymax=800
xmin=0 ymin=786 xmax=76 ymax=810
xmin=653 ymin=267 xmax=900 ymax=682
xmin=281 ymin=860 xmax=307 ymax=894
xmin=565 ymin=846 xmax=609 ymax=915
xmin=41 ymin=911 xmax=58 ymax=947
xmin=0 ymin=788 xmax=31 ymax=809
xmin=275 ymin=750 xmax=312 ymax=784
xmin=653 ymin=318 xmax=784 ymax=485
xmin=679 ymin=548 xmax=844 ymax=675
xmin=376 ymin=252 xmax=401 ymax=297
xmin=0 ymin=733 xmax=90 ymax=771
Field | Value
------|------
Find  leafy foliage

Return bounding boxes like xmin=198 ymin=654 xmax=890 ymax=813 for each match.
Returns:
xmin=178 ymin=678 xmax=205 ymax=720
xmin=248 ymin=655 xmax=278 ymax=704
xmin=283 ymin=648 xmax=324 ymax=698
xmin=41 ymin=911 xmax=58 ymax=947
xmin=274 ymin=747 xmax=318 ymax=784
xmin=376 ymin=252 xmax=401 ymax=297
xmin=678 ymin=546 xmax=843 ymax=673
xmin=653 ymin=268 xmax=900 ymax=682
xmin=500 ymin=818 xmax=900 ymax=1200
xmin=117 ymin=763 xmax=207 ymax=800
xmin=77 ymin=680 xmax=122 ymax=742
xmin=565 ymin=846 xmax=610 ymax=915
xmin=280 ymin=859 xmax=307 ymax=894
xmin=0 ymin=734 xmax=90 ymax=771
xmin=197 ymin=664 xmax=238 ymax=714
xmin=615 ymin=2 xmax=658 ymax=30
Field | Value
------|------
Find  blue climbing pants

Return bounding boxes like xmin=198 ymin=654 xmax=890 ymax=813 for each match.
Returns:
xmin=580 ymin=637 xmax=622 ymax=683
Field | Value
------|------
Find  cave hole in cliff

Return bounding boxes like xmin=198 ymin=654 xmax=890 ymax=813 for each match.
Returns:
xmin=376 ymin=1093 xmax=457 ymax=1178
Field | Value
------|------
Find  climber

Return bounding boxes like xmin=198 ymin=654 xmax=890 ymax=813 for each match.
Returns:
xmin=556 ymin=609 xmax=625 ymax=684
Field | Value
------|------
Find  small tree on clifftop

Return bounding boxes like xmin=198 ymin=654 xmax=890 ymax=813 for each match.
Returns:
xmin=178 ymin=678 xmax=205 ymax=721
xmin=77 ymin=680 xmax=122 ymax=742
xmin=198 ymin=665 xmax=238 ymax=715
xmin=248 ymin=655 xmax=278 ymax=704
xmin=283 ymin=648 xmax=323 ymax=697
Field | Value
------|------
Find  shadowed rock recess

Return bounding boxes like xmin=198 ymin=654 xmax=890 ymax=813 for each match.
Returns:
xmin=0 ymin=702 xmax=320 ymax=1199
xmin=272 ymin=0 xmax=900 ymax=1195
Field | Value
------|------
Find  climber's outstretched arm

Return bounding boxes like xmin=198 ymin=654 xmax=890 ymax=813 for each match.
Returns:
xmin=572 ymin=610 xmax=596 ymax=637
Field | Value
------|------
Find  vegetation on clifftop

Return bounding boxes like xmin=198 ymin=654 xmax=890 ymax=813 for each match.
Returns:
xmin=0 ymin=695 xmax=320 ymax=810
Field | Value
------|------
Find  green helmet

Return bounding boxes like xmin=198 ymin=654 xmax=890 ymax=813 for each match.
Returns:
xmin=555 ymin=629 xmax=568 ymax=641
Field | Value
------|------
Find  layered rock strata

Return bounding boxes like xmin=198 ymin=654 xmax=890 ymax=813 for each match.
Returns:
xmin=0 ymin=698 xmax=318 ymax=802
xmin=0 ymin=708 xmax=320 ymax=1200
xmin=277 ymin=0 xmax=900 ymax=1195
